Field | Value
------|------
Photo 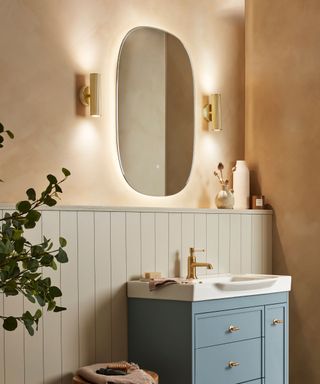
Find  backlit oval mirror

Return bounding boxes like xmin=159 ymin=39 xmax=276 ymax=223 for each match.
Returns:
xmin=117 ymin=27 xmax=194 ymax=196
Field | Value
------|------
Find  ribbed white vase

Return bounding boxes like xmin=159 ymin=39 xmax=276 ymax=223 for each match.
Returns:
xmin=233 ymin=160 xmax=250 ymax=209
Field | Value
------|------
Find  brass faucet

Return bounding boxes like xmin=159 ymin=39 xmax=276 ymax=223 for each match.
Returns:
xmin=187 ymin=247 xmax=213 ymax=279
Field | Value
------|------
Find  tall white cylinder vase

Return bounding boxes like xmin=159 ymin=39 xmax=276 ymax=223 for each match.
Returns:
xmin=233 ymin=160 xmax=250 ymax=209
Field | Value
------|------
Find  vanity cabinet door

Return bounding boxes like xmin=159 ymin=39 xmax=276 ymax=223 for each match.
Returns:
xmin=265 ymin=303 xmax=288 ymax=384
xmin=195 ymin=307 xmax=263 ymax=348
xmin=195 ymin=338 xmax=262 ymax=384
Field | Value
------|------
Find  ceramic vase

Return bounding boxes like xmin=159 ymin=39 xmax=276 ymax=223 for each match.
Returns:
xmin=215 ymin=185 xmax=234 ymax=209
xmin=233 ymin=160 xmax=250 ymax=209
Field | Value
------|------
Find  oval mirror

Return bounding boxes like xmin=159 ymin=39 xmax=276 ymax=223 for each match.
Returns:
xmin=117 ymin=27 xmax=194 ymax=196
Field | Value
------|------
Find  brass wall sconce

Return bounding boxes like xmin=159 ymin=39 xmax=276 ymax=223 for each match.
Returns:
xmin=203 ymin=93 xmax=222 ymax=131
xmin=79 ymin=73 xmax=101 ymax=117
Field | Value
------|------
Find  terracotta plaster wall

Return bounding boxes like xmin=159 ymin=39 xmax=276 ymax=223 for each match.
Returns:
xmin=246 ymin=0 xmax=320 ymax=382
xmin=0 ymin=0 xmax=244 ymax=207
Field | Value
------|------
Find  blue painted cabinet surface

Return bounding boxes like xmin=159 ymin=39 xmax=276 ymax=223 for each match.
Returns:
xmin=128 ymin=292 xmax=288 ymax=384
xmin=265 ymin=303 xmax=288 ymax=384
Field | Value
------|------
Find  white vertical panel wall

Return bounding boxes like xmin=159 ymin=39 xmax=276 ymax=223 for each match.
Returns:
xmin=0 ymin=206 xmax=272 ymax=383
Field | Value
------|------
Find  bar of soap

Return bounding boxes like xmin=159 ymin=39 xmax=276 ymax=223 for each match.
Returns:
xmin=144 ymin=272 xmax=162 ymax=279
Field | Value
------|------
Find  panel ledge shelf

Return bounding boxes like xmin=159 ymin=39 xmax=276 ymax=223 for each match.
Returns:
xmin=0 ymin=203 xmax=273 ymax=215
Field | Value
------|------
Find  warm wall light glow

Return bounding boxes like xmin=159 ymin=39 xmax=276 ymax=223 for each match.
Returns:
xmin=69 ymin=39 xmax=99 ymax=72
xmin=74 ymin=121 xmax=99 ymax=152
xmin=198 ymin=52 xmax=220 ymax=93
xmin=201 ymin=134 xmax=220 ymax=162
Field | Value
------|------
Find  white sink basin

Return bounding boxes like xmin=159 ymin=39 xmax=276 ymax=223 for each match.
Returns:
xmin=127 ymin=274 xmax=291 ymax=302
xmin=214 ymin=274 xmax=279 ymax=291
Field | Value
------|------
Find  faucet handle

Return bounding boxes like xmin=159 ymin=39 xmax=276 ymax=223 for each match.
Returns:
xmin=189 ymin=247 xmax=205 ymax=256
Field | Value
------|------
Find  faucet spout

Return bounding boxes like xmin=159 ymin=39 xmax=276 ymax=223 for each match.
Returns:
xmin=191 ymin=262 xmax=213 ymax=270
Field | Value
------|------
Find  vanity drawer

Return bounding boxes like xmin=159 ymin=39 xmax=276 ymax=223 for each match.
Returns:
xmin=195 ymin=338 xmax=262 ymax=384
xmin=195 ymin=307 xmax=263 ymax=348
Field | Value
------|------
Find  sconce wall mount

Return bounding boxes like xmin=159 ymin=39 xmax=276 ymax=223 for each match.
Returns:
xmin=79 ymin=73 xmax=101 ymax=117
xmin=203 ymin=93 xmax=222 ymax=131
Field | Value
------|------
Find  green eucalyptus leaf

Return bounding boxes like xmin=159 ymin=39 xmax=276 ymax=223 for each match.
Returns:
xmin=25 ymin=293 xmax=36 ymax=304
xmin=16 ymin=200 xmax=31 ymax=213
xmin=47 ymin=300 xmax=56 ymax=311
xmin=0 ymin=123 xmax=4 ymax=133
xmin=49 ymin=286 xmax=62 ymax=298
xmin=0 ymin=270 xmax=8 ymax=282
xmin=43 ymin=184 xmax=53 ymax=196
xmin=50 ymin=259 xmax=57 ymax=270
xmin=26 ymin=210 xmax=41 ymax=223
xmin=14 ymin=237 xmax=26 ymax=253
xmin=40 ymin=254 xmax=53 ymax=266
xmin=4 ymin=287 xmax=19 ymax=296
xmin=29 ymin=272 xmax=42 ymax=280
xmin=3 ymin=317 xmax=18 ymax=331
xmin=43 ymin=196 xmax=57 ymax=207
xmin=26 ymin=188 xmax=36 ymax=201
xmin=27 ymin=259 xmax=39 ymax=272
xmin=6 ymin=130 xmax=14 ymax=139
xmin=12 ymin=229 xmax=23 ymax=241
xmin=24 ymin=221 xmax=36 ymax=229
xmin=22 ymin=315 xmax=35 ymax=336
xmin=59 ymin=237 xmax=67 ymax=247
xmin=62 ymin=168 xmax=71 ymax=177
xmin=47 ymin=174 xmax=57 ymax=184
xmin=56 ymin=248 xmax=68 ymax=263
xmin=42 ymin=277 xmax=51 ymax=287
xmin=22 ymin=311 xmax=34 ymax=322
xmin=35 ymin=295 xmax=46 ymax=307
xmin=34 ymin=309 xmax=42 ymax=320
xmin=25 ymin=324 xmax=35 ymax=336
xmin=0 ymin=136 xmax=4 ymax=144
xmin=53 ymin=306 xmax=66 ymax=313
xmin=0 ymin=241 xmax=7 ymax=254
xmin=31 ymin=245 xmax=43 ymax=258
xmin=55 ymin=184 xmax=62 ymax=193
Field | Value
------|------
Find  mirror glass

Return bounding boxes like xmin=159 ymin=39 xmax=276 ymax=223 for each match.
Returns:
xmin=117 ymin=27 xmax=194 ymax=196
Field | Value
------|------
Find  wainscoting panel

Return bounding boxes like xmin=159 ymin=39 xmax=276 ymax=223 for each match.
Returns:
xmin=25 ymin=220 xmax=43 ymax=384
xmin=0 ymin=206 xmax=272 ymax=384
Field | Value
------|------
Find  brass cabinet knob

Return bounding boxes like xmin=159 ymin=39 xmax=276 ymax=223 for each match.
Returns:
xmin=272 ymin=319 xmax=284 ymax=325
xmin=228 ymin=325 xmax=240 ymax=333
xmin=228 ymin=361 xmax=240 ymax=368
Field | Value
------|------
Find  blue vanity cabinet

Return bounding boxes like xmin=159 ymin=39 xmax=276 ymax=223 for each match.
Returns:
xmin=128 ymin=292 xmax=289 ymax=384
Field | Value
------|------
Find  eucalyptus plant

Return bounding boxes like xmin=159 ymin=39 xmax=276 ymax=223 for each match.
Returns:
xmin=0 ymin=122 xmax=70 ymax=335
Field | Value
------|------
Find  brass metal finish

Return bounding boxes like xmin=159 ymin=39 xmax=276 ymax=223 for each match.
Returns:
xmin=79 ymin=73 xmax=101 ymax=117
xmin=272 ymin=319 xmax=284 ymax=325
xmin=187 ymin=247 xmax=213 ymax=279
xmin=228 ymin=325 xmax=240 ymax=333
xmin=79 ymin=86 xmax=90 ymax=106
xmin=228 ymin=361 xmax=240 ymax=368
xmin=203 ymin=94 xmax=222 ymax=131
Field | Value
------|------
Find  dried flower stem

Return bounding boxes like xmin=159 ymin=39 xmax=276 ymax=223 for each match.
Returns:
xmin=213 ymin=163 xmax=229 ymax=187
